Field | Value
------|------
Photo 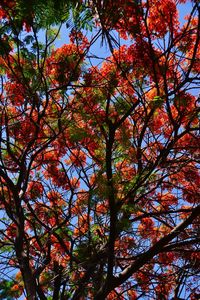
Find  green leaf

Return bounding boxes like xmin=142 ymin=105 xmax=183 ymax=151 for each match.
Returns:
xmin=152 ymin=96 xmax=164 ymax=108
xmin=69 ymin=127 xmax=88 ymax=142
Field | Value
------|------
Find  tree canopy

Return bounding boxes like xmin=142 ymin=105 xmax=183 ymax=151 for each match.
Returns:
xmin=0 ymin=0 xmax=200 ymax=299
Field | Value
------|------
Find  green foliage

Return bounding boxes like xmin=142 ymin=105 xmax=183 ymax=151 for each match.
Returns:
xmin=152 ymin=95 xmax=164 ymax=108
xmin=0 ymin=280 xmax=17 ymax=300
xmin=69 ymin=126 xmax=88 ymax=142
xmin=115 ymin=97 xmax=131 ymax=114
xmin=75 ymin=242 xmax=92 ymax=261
xmin=14 ymin=0 xmax=70 ymax=28
xmin=71 ymin=1 xmax=94 ymax=31
xmin=0 ymin=39 xmax=12 ymax=57
xmin=0 ymin=0 xmax=94 ymax=32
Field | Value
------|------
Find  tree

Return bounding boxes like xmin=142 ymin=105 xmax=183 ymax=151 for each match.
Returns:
xmin=0 ymin=0 xmax=199 ymax=299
